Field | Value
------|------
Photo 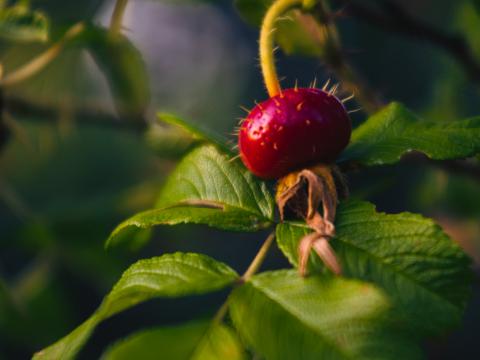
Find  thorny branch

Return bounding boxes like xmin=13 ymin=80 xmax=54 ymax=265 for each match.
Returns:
xmin=296 ymin=1 xmax=383 ymax=113
xmin=333 ymin=0 xmax=480 ymax=84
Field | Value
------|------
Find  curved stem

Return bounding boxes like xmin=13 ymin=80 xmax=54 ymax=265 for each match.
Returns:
xmin=241 ymin=231 xmax=276 ymax=281
xmin=109 ymin=0 xmax=129 ymax=36
xmin=0 ymin=22 xmax=85 ymax=87
xmin=260 ymin=0 xmax=304 ymax=97
xmin=212 ymin=231 xmax=276 ymax=324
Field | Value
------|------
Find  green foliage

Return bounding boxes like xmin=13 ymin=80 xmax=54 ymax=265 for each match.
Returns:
xmin=155 ymin=145 xmax=274 ymax=219
xmin=157 ymin=113 xmax=231 ymax=154
xmin=0 ymin=4 xmax=49 ymax=42
xmin=33 ymin=253 xmax=238 ymax=359
xmin=107 ymin=144 xmax=274 ymax=248
xmin=86 ymin=26 xmax=150 ymax=122
xmin=341 ymin=102 xmax=480 ymax=167
xmin=2 ymin=1 xmax=479 ymax=359
xmin=102 ymin=321 xmax=245 ymax=360
xmin=276 ymin=200 xmax=472 ymax=335
xmin=230 ymin=270 xmax=421 ymax=360
xmin=235 ymin=0 xmax=323 ymax=56
xmin=146 ymin=112 xmax=231 ymax=159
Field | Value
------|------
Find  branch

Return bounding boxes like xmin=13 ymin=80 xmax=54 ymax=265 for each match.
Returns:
xmin=4 ymin=94 xmax=146 ymax=132
xmin=334 ymin=0 xmax=480 ymax=84
xmin=298 ymin=1 xmax=383 ymax=113
xmin=341 ymin=153 xmax=480 ymax=183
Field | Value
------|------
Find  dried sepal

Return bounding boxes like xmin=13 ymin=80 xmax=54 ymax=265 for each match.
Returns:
xmin=276 ymin=164 xmax=343 ymax=276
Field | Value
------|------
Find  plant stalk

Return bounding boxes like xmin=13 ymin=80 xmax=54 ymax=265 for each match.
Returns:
xmin=212 ymin=231 xmax=276 ymax=324
xmin=0 ymin=22 xmax=85 ymax=87
xmin=109 ymin=0 xmax=129 ymax=36
xmin=260 ymin=0 xmax=304 ymax=97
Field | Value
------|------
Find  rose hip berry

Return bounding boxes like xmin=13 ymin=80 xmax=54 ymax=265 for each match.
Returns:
xmin=238 ymin=87 xmax=352 ymax=179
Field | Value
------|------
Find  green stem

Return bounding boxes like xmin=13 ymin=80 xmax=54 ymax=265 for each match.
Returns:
xmin=260 ymin=0 xmax=304 ymax=97
xmin=212 ymin=231 xmax=276 ymax=324
xmin=241 ymin=231 xmax=276 ymax=282
xmin=0 ymin=22 xmax=85 ymax=87
xmin=109 ymin=0 xmax=129 ymax=36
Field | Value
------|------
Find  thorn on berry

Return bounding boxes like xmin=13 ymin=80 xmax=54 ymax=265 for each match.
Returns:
xmin=341 ymin=92 xmax=355 ymax=103
xmin=322 ymin=78 xmax=331 ymax=91
xmin=238 ymin=87 xmax=351 ymax=179
xmin=239 ymin=105 xmax=250 ymax=114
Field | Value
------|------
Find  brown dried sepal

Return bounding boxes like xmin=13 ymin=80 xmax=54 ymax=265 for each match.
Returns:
xmin=276 ymin=164 xmax=342 ymax=276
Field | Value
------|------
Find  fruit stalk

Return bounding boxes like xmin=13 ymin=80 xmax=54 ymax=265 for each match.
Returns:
xmin=260 ymin=0 xmax=304 ymax=97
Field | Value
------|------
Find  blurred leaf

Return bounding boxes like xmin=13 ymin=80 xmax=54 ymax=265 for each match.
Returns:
xmin=230 ymin=270 xmax=421 ymax=360
xmin=472 ymin=0 xmax=480 ymax=15
xmin=458 ymin=2 xmax=480 ymax=58
xmin=276 ymin=200 xmax=472 ymax=335
xmin=33 ymin=252 xmax=238 ymax=360
xmin=107 ymin=144 xmax=274 ymax=248
xmin=87 ymin=26 xmax=150 ymax=122
xmin=145 ymin=123 xmax=198 ymax=159
xmin=235 ymin=0 xmax=323 ymax=56
xmin=0 ymin=5 xmax=49 ymax=42
xmin=341 ymin=102 xmax=480 ymax=167
xmin=416 ymin=167 xmax=480 ymax=218
xmin=102 ymin=321 xmax=245 ymax=360
xmin=157 ymin=113 xmax=231 ymax=154
xmin=147 ymin=111 xmax=231 ymax=159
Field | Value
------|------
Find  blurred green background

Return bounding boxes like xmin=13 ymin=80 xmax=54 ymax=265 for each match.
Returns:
xmin=0 ymin=0 xmax=479 ymax=358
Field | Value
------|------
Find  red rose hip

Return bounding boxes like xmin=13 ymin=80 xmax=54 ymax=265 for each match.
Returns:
xmin=238 ymin=87 xmax=352 ymax=179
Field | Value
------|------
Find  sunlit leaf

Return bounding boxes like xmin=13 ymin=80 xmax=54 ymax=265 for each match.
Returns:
xmin=0 ymin=5 xmax=49 ymax=42
xmin=33 ymin=253 xmax=238 ymax=360
xmin=340 ymin=102 xmax=480 ymax=167
xmin=276 ymin=200 xmax=473 ymax=334
xmin=107 ymin=145 xmax=274 ymax=248
xmin=230 ymin=270 xmax=421 ymax=359
xmin=102 ymin=321 xmax=245 ymax=360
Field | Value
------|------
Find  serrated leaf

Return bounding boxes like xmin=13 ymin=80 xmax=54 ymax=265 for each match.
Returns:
xmin=0 ymin=5 xmax=49 ymax=42
xmin=235 ymin=0 xmax=323 ymax=56
xmin=156 ymin=145 xmax=274 ymax=217
xmin=87 ymin=27 xmax=150 ymax=122
xmin=276 ymin=200 xmax=472 ymax=335
xmin=340 ymin=102 xmax=480 ymax=166
xmin=33 ymin=253 xmax=238 ymax=360
xmin=107 ymin=145 xmax=274 ymax=248
xmin=102 ymin=321 xmax=245 ymax=360
xmin=230 ymin=270 xmax=421 ymax=360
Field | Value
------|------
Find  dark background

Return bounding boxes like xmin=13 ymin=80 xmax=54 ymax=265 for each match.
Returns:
xmin=0 ymin=0 xmax=479 ymax=358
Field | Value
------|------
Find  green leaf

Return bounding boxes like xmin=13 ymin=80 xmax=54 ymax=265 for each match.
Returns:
xmin=33 ymin=253 xmax=238 ymax=360
xmin=107 ymin=145 xmax=274 ymax=248
xmin=235 ymin=0 xmax=323 ymax=56
xmin=0 ymin=5 xmax=49 ymax=42
xmin=102 ymin=321 xmax=245 ymax=360
xmin=147 ymin=112 xmax=231 ymax=159
xmin=157 ymin=113 xmax=231 ymax=155
xmin=87 ymin=27 xmax=150 ymax=122
xmin=340 ymin=102 xmax=480 ymax=167
xmin=276 ymin=200 xmax=472 ymax=335
xmin=145 ymin=122 xmax=199 ymax=159
xmin=230 ymin=270 xmax=421 ymax=360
